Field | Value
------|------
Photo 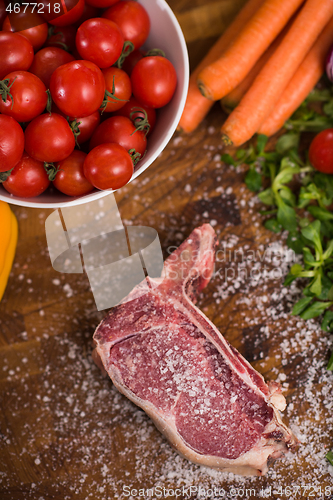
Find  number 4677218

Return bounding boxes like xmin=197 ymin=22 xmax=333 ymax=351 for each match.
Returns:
xmin=5 ymin=3 xmax=61 ymax=14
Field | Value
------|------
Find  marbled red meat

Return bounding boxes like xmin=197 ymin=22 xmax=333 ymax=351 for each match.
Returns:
xmin=93 ymin=224 xmax=298 ymax=476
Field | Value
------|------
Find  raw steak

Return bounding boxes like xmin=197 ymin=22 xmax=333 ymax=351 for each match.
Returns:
xmin=93 ymin=224 xmax=298 ymax=476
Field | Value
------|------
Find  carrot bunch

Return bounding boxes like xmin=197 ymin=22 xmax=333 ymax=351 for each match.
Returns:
xmin=179 ymin=0 xmax=333 ymax=147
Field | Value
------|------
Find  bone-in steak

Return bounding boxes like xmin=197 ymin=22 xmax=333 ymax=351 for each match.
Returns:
xmin=93 ymin=224 xmax=298 ymax=476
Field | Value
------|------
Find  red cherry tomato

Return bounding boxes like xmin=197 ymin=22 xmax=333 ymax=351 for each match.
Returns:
xmin=43 ymin=25 xmax=76 ymax=52
xmin=2 ymin=8 xmax=48 ymax=51
xmin=0 ymin=32 xmax=34 ymax=79
xmin=101 ymin=67 xmax=131 ymax=113
xmin=50 ymin=60 xmax=106 ymax=117
xmin=114 ymin=95 xmax=156 ymax=135
xmin=0 ymin=115 xmax=24 ymax=172
xmin=85 ymin=0 xmax=119 ymax=9
xmin=76 ymin=18 xmax=124 ymax=68
xmin=2 ymin=153 xmax=50 ymax=198
xmin=69 ymin=111 xmax=101 ymax=145
xmin=53 ymin=150 xmax=94 ymax=196
xmin=102 ymin=0 xmax=150 ymax=50
xmin=84 ymin=143 xmax=133 ymax=190
xmin=0 ymin=71 xmax=47 ymax=122
xmin=41 ymin=0 xmax=85 ymax=27
xmin=131 ymin=55 xmax=177 ymax=108
xmin=90 ymin=115 xmax=147 ymax=158
xmin=25 ymin=113 xmax=75 ymax=162
xmin=309 ymin=129 xmax=333 ymax=174
xmin=29 ymin=47 xmax=75 ymax=88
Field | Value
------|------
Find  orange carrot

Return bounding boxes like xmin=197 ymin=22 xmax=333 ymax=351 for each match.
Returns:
xmin=197 ymin=0 xmax=305 ymax=101
xmin=221 ymin=0 xmax=333 ymax=147
xmin=259 ymin=16 xmax=333 ymax=137
xmin=221 ymin=26 xmax=287 ymax=113
xmin=178 ymin=0 xmax=265 ymax=133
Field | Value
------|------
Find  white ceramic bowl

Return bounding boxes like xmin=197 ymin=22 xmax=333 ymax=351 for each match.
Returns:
xmin=0 ymin=0 xmax=189 ymax=208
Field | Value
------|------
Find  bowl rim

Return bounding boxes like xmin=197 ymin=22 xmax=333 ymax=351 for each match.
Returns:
xmin=0 ymin=0 xmax=189 ymax=209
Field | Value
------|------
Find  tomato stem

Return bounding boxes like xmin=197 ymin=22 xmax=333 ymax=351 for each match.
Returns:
xmin=0 ymin=77 xmax=17 ymax=109
xmin=0 ymin=168 xmax=14 ymax=183
xmin=115 ymin=40 xmax=135 ymax=69
xmin=47 ymin=26 xmax=69 ymax=52
xmin=46 ymin=89 xmax=52 ymax=116
xmin=100 ymin=75 xmax=129 ymax=113
xmin=128 ymin=148 xmax=143 ymax=166
xmin=129 ymin=108 xmax=150 ymax=136
xmin=144 ymin=48 xmax=166 ymax=58
xmin=44 ymin=162 xmax=62 ymax=181
xmin=67 ymin=118 xmax=82 ymax=148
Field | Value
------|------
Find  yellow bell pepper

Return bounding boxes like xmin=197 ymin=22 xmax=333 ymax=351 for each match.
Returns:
xmin=0 ymin=201 xmax=18 ymax=301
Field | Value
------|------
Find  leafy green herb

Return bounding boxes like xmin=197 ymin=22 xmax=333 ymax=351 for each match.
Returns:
xmin=264 ymin=218 xmax=281 ymax=233
xmin=221 ymin=85 xmax=333 ymax=373
xmin=300 ymin=301 xmax=333 ymax=321
xmin=322 ymin=310 xmax=333 ymax=332
xmin=291 ymin=296 xmax=313 ymax=316
xmin=221 ymin=153 xmax=236 ymax=166
xmin=245 ymin=167 xmax=262 ymax=192
xmin=327 ymin=352 xmax=333 ymax=371
xmin=326 ymin=450 xmax=333 ymax=466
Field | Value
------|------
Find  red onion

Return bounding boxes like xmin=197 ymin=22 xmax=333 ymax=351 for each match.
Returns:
xmin=326 ymin=44 xmax=333 ymax=82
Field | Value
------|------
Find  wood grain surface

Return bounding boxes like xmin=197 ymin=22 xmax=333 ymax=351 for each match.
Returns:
xmin=1 ymin=1 xmax=333 ymax=499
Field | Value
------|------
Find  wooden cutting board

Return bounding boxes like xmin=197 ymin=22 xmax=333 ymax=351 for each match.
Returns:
xmin=1 ymin=1 xmax=333 ymax=499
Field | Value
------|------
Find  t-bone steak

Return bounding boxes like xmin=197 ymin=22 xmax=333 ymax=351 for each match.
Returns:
xmin=93 ymin=224 xmax=298 ymax=476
